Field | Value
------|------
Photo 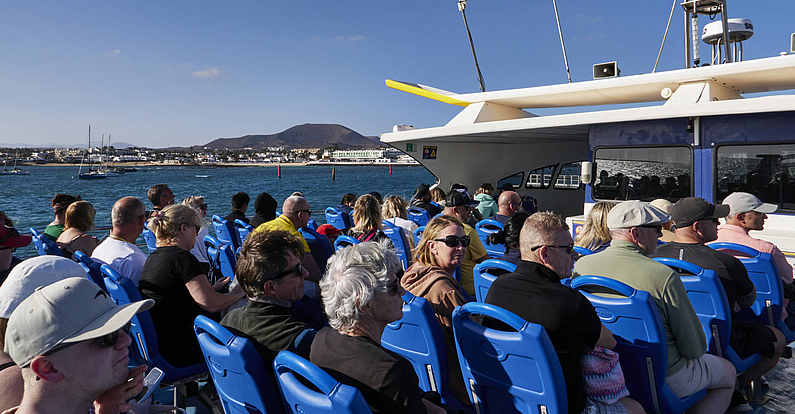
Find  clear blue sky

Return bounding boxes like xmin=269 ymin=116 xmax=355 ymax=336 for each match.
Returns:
xmin=1 ymin=1 xmax=793 ymax=148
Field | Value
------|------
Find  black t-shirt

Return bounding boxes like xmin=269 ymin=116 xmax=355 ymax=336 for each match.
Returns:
xmin=309 ymin=328 xmax=428 ymax=414
xmin=139 ymin=246 xmax=207 ymax=366
xmin=410 ymin=201 xmax=442 ymax=218
xmin=484 ymin=260 xmax=601 ymax=414
xmin=224 ymin=210 xmax=249 ymax=224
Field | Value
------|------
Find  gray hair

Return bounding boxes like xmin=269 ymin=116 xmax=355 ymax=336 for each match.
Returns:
xmin=320 ymin=240 xmax=401 ymax=334
xmin=111 ymin=197 xmax=145 ymax=227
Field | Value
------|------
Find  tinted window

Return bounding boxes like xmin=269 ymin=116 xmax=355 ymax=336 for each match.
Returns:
xmin=554 ymin=161 xmax=583 ymax=190
xmin=593 ymin=147 xmax=691 ymax=201
xmin=716 ymin=143 xmax=795 ymax=211
xmin=526 ymin=165 xmax=557 ymax=189
xmin=497 ymin=172 xmax=523 ymax=190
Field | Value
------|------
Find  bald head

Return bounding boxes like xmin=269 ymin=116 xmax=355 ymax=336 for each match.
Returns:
xmin=498 ymin=191 xmax=521 ymax=215
xmin=111 ymin=197 xmax=145 ymax=227
xmin=283 ymin=196 xmax=310 ymax=228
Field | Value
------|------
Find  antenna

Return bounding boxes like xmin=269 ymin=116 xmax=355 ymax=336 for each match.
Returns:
xmin=551 ymin=0 xmax=572 ymax=83
xmin=681 ymin=0 xmax=732 ymax=68
xmin=702 ymin=18 xmax=753 ymax=64
xmin=457 ymin=0 xmax=486 ymax=92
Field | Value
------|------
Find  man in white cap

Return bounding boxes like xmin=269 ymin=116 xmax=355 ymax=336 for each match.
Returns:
xmin=573 ymin=200 xmax=736 ymax=414
xmin=3 ymin=277 xmax=153 ymax=414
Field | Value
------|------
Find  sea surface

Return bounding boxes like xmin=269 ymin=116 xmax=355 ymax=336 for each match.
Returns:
xmin=4 ymin=165 xmax=435 ymax=259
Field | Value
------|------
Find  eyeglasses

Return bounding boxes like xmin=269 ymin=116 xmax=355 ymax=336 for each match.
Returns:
xmin=274 ymin=263 xmax=303 ymax=280
xmin=296 ymin=209 xmax=312 ymax=217
xmin=386 ymin=271 xmax=404 ymax=295
xmin=530 ymin=243 xmax=575 ymax=254
xmin=639 ymin=224 xmax=662 ymax=232
xmin=43 ymin=322 xmax=132 ymax=358
xmin=433 ymin=235 xmax=471 ymax=248
xmin=190 ymin=224 xmax=201 ymax=233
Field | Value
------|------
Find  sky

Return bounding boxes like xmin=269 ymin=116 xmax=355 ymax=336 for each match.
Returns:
xmin=1 ymin=1 xmax=793 ymax=148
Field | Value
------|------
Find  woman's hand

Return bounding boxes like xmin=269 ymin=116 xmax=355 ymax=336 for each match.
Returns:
xmin=93 ymin=364 xmax=147 ymax=414
xmin=212 ymin=277 xmax=230 ymax=292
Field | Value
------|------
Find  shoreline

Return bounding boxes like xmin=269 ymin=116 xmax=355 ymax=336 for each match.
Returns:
xmin=16 ymin=162 xmax=423 ymax=168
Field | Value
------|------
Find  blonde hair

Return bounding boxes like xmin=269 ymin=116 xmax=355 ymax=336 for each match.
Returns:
xmin=352 ymin=194 xmax=383 ymax=232
xmin=575 ymin=201 xmax=617 ymax=250
xmin=430 ymin=188 xmax=446 ymax=203
xmin=64 ymin=201 xmax=96 ymax=232
xmin=414 ymin=215 xmax=464 ymax=267
xmin=474 ymin=183 xmax=494 ymax=196
xmin=382 ymin=195 xmax=409 ymax=220
xmin=182 ymin=195 xmax=204 ymax=207
xmin=148 ymin=204 xmax=201 ymax=247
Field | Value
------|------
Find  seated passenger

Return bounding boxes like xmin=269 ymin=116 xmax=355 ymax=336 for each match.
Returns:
xmin=382 ymin=195 xmax=419 ymax=247
xmin=182 ymin=195 xmax=211 ymax=275
xmin=411 ymin=183 xmax=443 ymax=217
xmin=311 ymin=242 xmax=445 ymax=414
xmin=345 ymin=194 xmax=392 ymax=245
xmin=401 ymin=216 xmax=470 ymax=405
xmin=139 ymin=204 xmax=246 ymax=367
xmin=43 ymin=193 xmax=80 ymax=242
xmin=443 ymin=191 xmax=488 ymax=296
xmin=654 ymin=197 xmax=784 ymax=411
xmin=145 ymin=184 xmax=175 ymax=220
xmin=649 ymin=199 xmax=675 ymax=242
xmin=473 ymin=183 xmax=498 ymax=219
xmin=573 ymin=201 xmax=736 ymax=414
xmin=337 ymin=193 xmax=356 ymax=216
xmin=486 ymin=212 xmax=643 ymax=414
xmin=224 ymin=191 xmax=250 ymax=224
xmin=430 ymin=188 xmax=445 ymax=208
xmin=0 ymin=212 xmax=31 ymax=286
xmin=249 ymin=192 xmax=278 ymax=229
xmin=574 ymin=201 xmax=617 ymax=252
xmin=56 ymin=200 xmax=100 ymax=259
xmin=494 ymin=190 xmax=522 ymax=225
xmin=486 ymin=211 xmax=530 ymax=265
xmin=316 ymin=224 xmax=341 ymax=246
xmin=221 ymin=230 xmax=316 ymax=363
xmin=91 ymin=197 xmax=148 ymax=286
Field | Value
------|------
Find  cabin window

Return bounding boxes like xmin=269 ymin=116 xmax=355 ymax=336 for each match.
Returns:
xmin=497 ymin=172 xmax=524 ymax=190
xmin=526 ymin=165 xmax=557 ymax=189
xmin=716 ymin=143 xmax=795 ymax=211
xmin=553 ymin=161 xmax=584 ymax=190
xmin=592 ymin=146 xmax=691 ymax=201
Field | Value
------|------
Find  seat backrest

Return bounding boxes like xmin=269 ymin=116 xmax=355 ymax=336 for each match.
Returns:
xmin=407 ymin=207 xmax=431 ymax=227
xmin=213 ymin=215 xmax=242 ymax=251
xmin=573 ymin=246 xmax=594 ymax=257
xmin=571 ymin=276 xmax=704 ymax=414
xmin=194 ymin=315 xmax=283 ymax=414
xmin=141 ymin=224 xmax=158 ymax=254
xmin=74 ymin=251 xmax=107 ymax=291
xmin=233 ymin=219 xmax=254 ymax=244
xmin=324 ymin=207 xmax=350 ymax=230
xmin=381 ymin=292 xmax=454 ymax=403
xmin=413 ymin=226 xmax=425 ymax=247
xmin=29 ymin=228 xmax=48 ymax=256
xmin=473 ymin=259 xmax=517 ymax=302
xmin=334 ymin=235 xmax=361 ymax=251
xmin=30 ymin=228 xmax=64 ymax=256
xmin=381 ymin=220 xmax=411 ymax=270
xmin=299 ymin=226 xmax=334 ymax=271
xmin=273 ymin=351 xmax=373 ymax=414
xmin=475 ymin=219 xmax=505 ymax=258
xmin=204 ymin=235 xmax=237 ymax=282
xmin=452 ymin=302 xmax=567 ymax=414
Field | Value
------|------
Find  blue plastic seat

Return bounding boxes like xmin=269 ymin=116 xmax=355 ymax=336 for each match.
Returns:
xmin=324 ymin=207 xmax=351 ymax=230
xmin=29 ymin=228 xmax=63 ymax=256
xmin=74 ymin=251 xmax=107 ymax=291
xmin=204 ymin=235 xmax=237 ymax=281
xmin=234 ymin=219 xmax=254 ymax=244
xmin=381 ymin=292 xmax=463 ymax=406
xmin=573 ymin=246 xmax=594 ymax=257
xmin=141 ymin=224 xmax=158 ymax=253
xmin=709 ymin=242 xmax=795 ymax=344
xmin=194 ymin=315 xmax=283 ymax=414
xmin=475 ymin=219 xmax=504 ymax=258
xmin=213 ymin=215 xmax=242 ymax=251
xmin=413 ymin=226 xmax=425 ymax=247
xmin=571 ymin=276 xmax=705 ymax=414
xmin=653 ymin=257 xmax=761 ymax=374
xmin=473 ymin=259 xmax=517 ymax=302
xmin=299 ymin=226 xmax=334 ymax=271
xmin=273 ymin=351 xmax=373 ymax=414
xmin=381 ymin=220 xmax=411 ymax=270
xmin=452 ymin=302 xmax=568 ymax=414
xmin=407 ymin=207 xmax=431 ymax=227
xmin=306 ymin=219 xmax=319 ymax=231
xmin=334 ymin=235 xmax=361 ymax=251
xmin=101 ymin=264 xmax=207 ymax=405
xmin=451 ymin=266 xmax=475 ymax=303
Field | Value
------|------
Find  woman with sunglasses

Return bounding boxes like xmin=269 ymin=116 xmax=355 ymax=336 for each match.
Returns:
xmin=182 ymin=195 xmax=211 ymax=275
xmin=139 ymin=204 xmax=246 ymax=367
xmin=401 ymin=215 xmax=471 ymax=406
xmin=55 ymin=200 xmax=101 ymax=259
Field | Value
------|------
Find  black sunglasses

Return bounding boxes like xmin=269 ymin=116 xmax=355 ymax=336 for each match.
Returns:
xmin=434 ymin=235 xmax=471 ymax=248
xmin=43 ymin=322 xmax=132 ymax=358
xmin=296 ymin=209 xmax=312 ymax=217
xmin=386 ymin=271 xmax=404 ymax=295
xmin=639 ymin=224 xmax=663 ymax=232
xmin=274 ymin=263 xmax=303 ymax=280
xmin=530 ymin=243 xmax=575 ymax=254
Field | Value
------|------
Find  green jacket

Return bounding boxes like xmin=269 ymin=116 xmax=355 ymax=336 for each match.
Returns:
xmin=572 ymin=240 xmax=706 ymax=376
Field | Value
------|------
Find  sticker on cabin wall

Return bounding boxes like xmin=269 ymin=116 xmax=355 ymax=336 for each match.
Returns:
xmin=406 ymin=143 xmax=416 ymax=153
xmin=422 ymin=146 xmax=437 ymax=159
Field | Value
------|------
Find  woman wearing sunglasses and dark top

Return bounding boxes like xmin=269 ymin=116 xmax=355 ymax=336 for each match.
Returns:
xmin=400 ymin=215 xmax=471 ymax=406
xmin=139 ymin=204 xmax=246 ymax=367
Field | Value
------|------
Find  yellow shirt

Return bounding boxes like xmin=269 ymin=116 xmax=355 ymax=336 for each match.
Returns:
xmin=460 ymin=223 xmax=488 ymax=295
xmin=253 ymin=215 xmax=311 ymax=253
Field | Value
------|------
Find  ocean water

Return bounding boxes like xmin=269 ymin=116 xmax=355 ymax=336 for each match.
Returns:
xmin=4 ymin=165 xmax=435 ymax=258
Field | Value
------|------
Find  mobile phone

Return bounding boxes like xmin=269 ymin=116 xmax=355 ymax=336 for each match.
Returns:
xmin=127 ymin=367 xmax=164 ymax=403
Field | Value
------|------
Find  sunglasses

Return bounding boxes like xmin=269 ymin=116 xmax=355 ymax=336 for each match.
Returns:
xmin=296 ymin=209 xmax=312 ymax=217
xmin=274 ymin=263 xmax=303 ymax=280
xmin=434 ymin=235 xmax=471 ymax=248
xmin=530 ymin=243 xmax=575 ymax=254
xmin=386 ymin=271 xmax=404 ymax=295
xmin=43 ymin=322 xmax=132 ymax=358
xmin=639 ymin=224 xmax=662 ymax=232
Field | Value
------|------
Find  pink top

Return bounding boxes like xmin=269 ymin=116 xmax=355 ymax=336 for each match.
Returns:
xmin=715 ymin=224 xmax=793 ymax=283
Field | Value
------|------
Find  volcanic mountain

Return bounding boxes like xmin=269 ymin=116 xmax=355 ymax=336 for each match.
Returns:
xmin=202 ymin=124 xmax=380 ymax=150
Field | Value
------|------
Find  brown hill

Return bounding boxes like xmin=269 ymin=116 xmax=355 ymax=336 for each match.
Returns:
xmin=202 ymin=124 xmax=380 ymax=150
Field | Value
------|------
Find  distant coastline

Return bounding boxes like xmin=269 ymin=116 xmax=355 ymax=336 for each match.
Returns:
xmin=14 ymin=161 xmax=423 ymax=168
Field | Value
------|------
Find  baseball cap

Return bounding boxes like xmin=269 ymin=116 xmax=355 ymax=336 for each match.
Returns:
xmin=5 ymin=277 xmax=153 ymax=367
xmin=316 ymin=224 xmax=342 ymax=236
xmin=670 ymin=197 xmax=730 ymax=229
xmin=446 ymin=189 xmax=479 ymax=208
xmin=0 ymin=256 xmax=88 ymax=319
xmin=0 ymin=226 xmax=32 ymax=249
xmin=722 ymin=192 xmax=777 ymax=216
xmin=607 ymin=200 xmax=671 ymax=231
xmin=649 ymin=199 xmax=674 ymax=215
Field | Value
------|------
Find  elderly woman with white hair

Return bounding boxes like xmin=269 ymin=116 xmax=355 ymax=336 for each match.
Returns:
xmin=310 ymin=242 xmax=446 ymax=414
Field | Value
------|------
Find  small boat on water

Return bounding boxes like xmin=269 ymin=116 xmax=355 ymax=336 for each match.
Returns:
xmin=0 ymin=152 xmax=30 ymax=175
xmin=78 ymin=125 xmax=107 ymax=180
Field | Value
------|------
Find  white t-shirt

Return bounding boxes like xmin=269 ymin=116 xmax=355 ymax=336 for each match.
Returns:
xmin=385 ymin=217 xmax=419 ymax=237
xmin=91 ymin=236 xmax=147 ymax=286
xmin=190 ymin=227 xmax=210 ymax=264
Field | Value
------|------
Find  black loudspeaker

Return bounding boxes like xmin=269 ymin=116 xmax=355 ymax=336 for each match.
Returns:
xmin=593 ymin=61 xmax=620 ymax=79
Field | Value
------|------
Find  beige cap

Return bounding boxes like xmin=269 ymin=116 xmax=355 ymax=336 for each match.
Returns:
xmin=0 ymin=256 xmax=88 ymax=319
xmin=722 ymin=192 xmax=777 ymax=216
xmin=4 ymin=277 xmax=153 ymax=367
xmin=607 ymin=200 xmax=671 ymax=231
xmin=649 ymin=199 xmax=674 ymax=215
